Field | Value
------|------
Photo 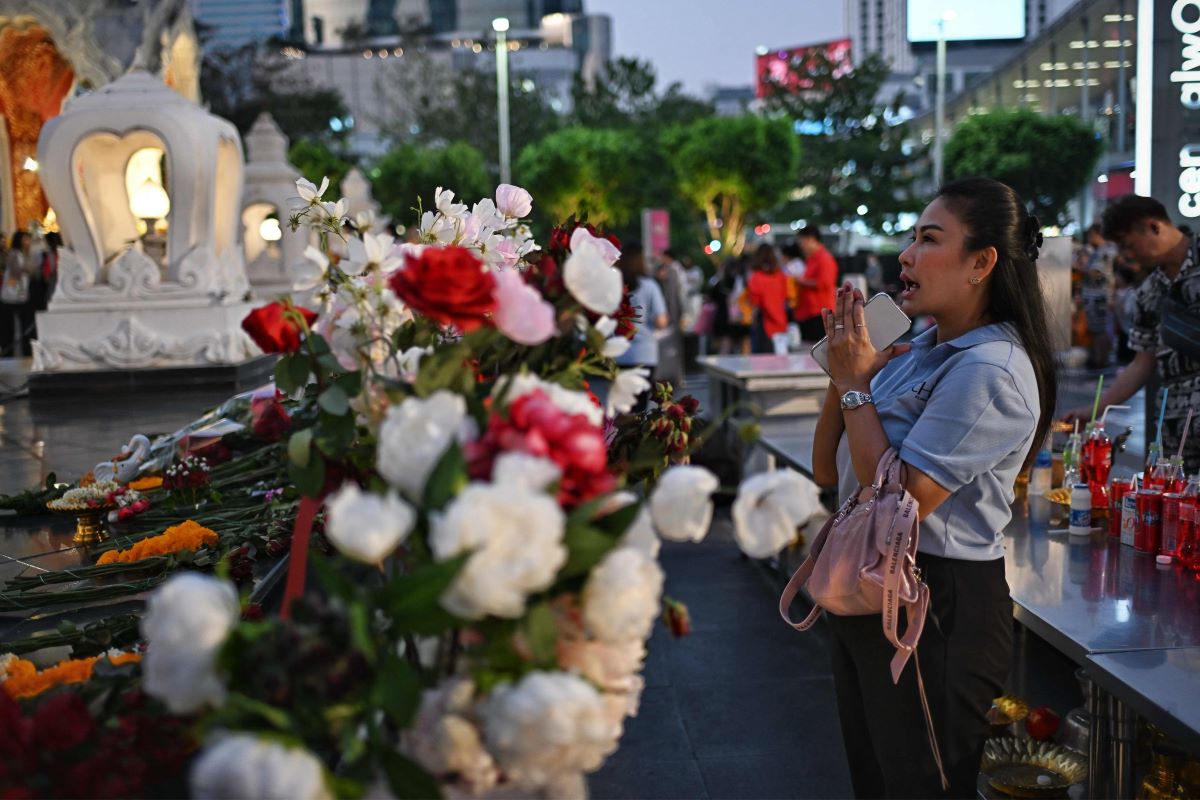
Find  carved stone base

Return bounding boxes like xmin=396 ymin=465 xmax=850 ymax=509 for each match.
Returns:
xmin=31 ymin=302 xmax=260 ymax=374
xmin=27 ymin=353 xmax=275 ymax=396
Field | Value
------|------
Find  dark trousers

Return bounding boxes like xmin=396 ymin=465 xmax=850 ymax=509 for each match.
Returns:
xmin=826 ymin=553 xmax=1012 ymax=799
xmin=0 ymin=302 xmax=34 ymax=357
xmin=798 ymin=314 xmax=826 ymax=342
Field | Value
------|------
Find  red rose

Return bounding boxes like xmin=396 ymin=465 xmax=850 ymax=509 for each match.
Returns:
xmin=467 ymin=389 xmax=616 ymax=507
xmin=663 ymin=598 xmax=692 ymax=637
xmin=32 ymin=692 xmax=95 ymax=753
xmin=614 ymin=296 xmax=639 ymax=340
xmin=0 ymin=693 xmax=36 ymax=776
xmin=679 ymin=395 xmax=700 ymax=415
xmin=251 ymin=393 xmax=292 ymax=442
xmin=242 ymin=301 xmax=319 ymax=354
xmin=388 ymin=246 xmax=497 ymax=332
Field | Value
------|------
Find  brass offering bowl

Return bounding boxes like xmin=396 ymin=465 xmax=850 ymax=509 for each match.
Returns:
xmin=982 ymin=737 xmax=1087 ymax=798
xmin=48 ymin=504 xmax=112 ymax=545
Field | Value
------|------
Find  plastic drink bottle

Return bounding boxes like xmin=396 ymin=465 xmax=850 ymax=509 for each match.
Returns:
xmin=1063 ymin=430 xmax=1083 ymax=489
xmin=1181 ymin=475 xmax=1200 ymax=571
xmin=1069 ymin=483 xmax=1092 ymax=535
xmin=1031 ymin=449 xmax=1052 ymax=495
xmin=1083 ymin=421 xmax=1113 ymax=508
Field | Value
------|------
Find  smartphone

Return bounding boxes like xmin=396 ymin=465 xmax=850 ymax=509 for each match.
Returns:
xmin=810 ymin=293 xmax=912 ymax=376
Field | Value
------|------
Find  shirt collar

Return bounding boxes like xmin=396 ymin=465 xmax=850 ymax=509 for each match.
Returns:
xmin=911 ymin=322 xmax=1018 ymax=352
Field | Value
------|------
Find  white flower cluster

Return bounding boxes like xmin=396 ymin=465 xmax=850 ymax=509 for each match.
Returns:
xmin=732 ymin=469 xmax=823 ymax=558
xmin=141 ymin=572 xmax=239 ymax=714
xmin=418 ymin=186 xmax=540 ymax=271
xmin=191 ymin=734 xmax=331 ymax=800
xmin=324 ymin=483 xmax=415 ymax=564
xmin=47 ymin=480 xmax=122 ymax=511
xmin=376 ymin=391 xmax=474 ymax=499
xmin=402 ymin=678 xmax=499 ymax=795
xmin=288 ymin=176 xmax=347 ymax=235
xmin=314 ymin=271 xmax=414 ymax=376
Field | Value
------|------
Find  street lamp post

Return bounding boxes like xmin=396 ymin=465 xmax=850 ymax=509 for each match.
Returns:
xmin=933 ymin=10 xmax=956 ymax=189
xmin=493 ymin=17 xmax=512 ymax=186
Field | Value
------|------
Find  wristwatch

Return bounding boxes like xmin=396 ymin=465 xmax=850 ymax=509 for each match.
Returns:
xmin=840 ymin=390 xmax=874 ymax=410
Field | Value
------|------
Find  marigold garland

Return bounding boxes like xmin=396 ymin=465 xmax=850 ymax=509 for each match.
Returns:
xmin=127 ymin=476 xmax=163 ymax=491
xmin=97 ymin=520 xmax=219 ymax=565
xmin=1 ymin=651 xmax=142 ymax=699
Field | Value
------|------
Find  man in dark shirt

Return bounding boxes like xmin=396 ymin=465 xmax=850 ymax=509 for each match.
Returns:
xmin=1064 ymin=195 xmax=1200 ymax=472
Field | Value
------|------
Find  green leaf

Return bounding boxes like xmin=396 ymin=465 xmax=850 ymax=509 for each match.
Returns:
xmin=224 ymin=692 xmax=293 ymax=730
xmin=561 ymin=522 xmax=620 ymax=579
xmin=381 ymin=751 xmax=442 ymax=800
xmin=334 ymin=370 xmax=364 ymax=398
xmin=348 ymin=602 xmax=376 ymax=662
xmin=276 ymin=353 xmax=311 ymax=394
xmin=315 ymin=409 xmax=357 ymax=456
xmin=288 ymin=450 xmax=326 ymax=497
xmin=372 ymin=652 xmax=421 ymax=728
xmin=377 ymin=555 xmax=468 ymax=635
xmin=593 ymin=499 xmax=642 ymax=537
xmin=421 ymin=443 xmax=466 ymax=512
xmin=318 ymin=385 xmax=350 ymax=416
xmin=309 ymin=553 xmax=362 ymax=604
xmin=522 ymin=601 xmax=558 ymax=667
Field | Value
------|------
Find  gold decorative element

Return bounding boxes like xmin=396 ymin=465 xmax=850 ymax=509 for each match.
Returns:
xmin=0 ymin=23 xmax=74 ymax=230
xmin=982 ymin=737 xmax=1088 ymax=798
xmin=70 ymin=508 xmax=108 ymax=545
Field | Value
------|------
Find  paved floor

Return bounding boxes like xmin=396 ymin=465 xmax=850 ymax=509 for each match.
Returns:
xmin=588 ymin=517 xmax=854 ymax=799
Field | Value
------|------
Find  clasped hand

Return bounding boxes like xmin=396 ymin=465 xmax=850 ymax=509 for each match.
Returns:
xmin=821 ymin=282 xmax=910 ymax=391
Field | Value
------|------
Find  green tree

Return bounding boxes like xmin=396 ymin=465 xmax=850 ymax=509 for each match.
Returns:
xmin=761 ymin=51 xmax=924 ymax=231
xmin=370 ymin=142 xmax=492 ymax=229
xmin=662 ymin=114 xmax=799 ymax=257
xmin=515 ymin=127 xmax=653 ymax=231
xmin=944 ymin=109 xmax=1103 ymax=225
xmin=289 ymin=140 xmax=354 ymax=189
xmin=569 ymin=57 xmax=713 ymax=132
xmin=376 ymin=56 xmax=561 ymax=180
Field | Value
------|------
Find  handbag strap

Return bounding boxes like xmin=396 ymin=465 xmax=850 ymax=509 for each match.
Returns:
xmin=778 ymin=513 xmax=836 ymax=629
xmin=914 ymin=652 xmax=950 ymax=791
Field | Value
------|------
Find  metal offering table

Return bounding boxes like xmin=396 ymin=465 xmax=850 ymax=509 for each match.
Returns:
xmin=699 ymin=354 xmax=828 ymax=419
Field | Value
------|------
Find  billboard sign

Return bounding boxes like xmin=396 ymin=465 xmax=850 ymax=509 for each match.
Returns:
xmin=755 ymin=38 xmax=853 ymax=98
xmin=906 ymin=0 xmax=1025 ymax=43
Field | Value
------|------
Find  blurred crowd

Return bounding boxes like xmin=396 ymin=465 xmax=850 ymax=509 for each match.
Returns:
xmin=0 ymin=230 xmax=62 ymax=358
xmin=1071 ymin=222 xmax=1143 ymax=369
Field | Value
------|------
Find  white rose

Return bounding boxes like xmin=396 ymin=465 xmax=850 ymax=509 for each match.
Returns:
xmin=376 ymin=391 xmax=470 ymax=498
xmin=563 ymin=238 xmax=622 ymax=315
xmin=191 ymin=734 xmax=331 ymax=800
xmin=500 ymin=373 xmax=603 ymax=427
xmin=557 ymin=636 xmax=646 ymax=694
xmin=731 ymin=469 xmax=823 ymax=558
xmin=431 ymin=483 xmax=566 ymax=619
xmin=325 ymin=483 xmax=415 ymax=564
xmin=141 ymin=572 xmax=239 ymax=714
xmin=650 ymin=466 xmax=718 ymax=543
xmin=495 ymin=184 xmax=533 ymax=218
xmin=492 ymin=452 xmax=561 ymax=492
xmin=481 ymin=671 xmax=620 ymax=787
xmin=602 ymin=336 xmax=631 ymax=359
xmin=605 ymin=367 xmax=652 ymax=417
xmin=619 ymin=506 xmax=661 ymax=560
xmin=582 ymin=547 xmax=664 ymax=643
xmin=403 ymin=679 xmax=498 ymax=794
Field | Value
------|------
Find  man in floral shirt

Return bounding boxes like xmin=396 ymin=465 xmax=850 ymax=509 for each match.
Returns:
xmin=1065 ymin=195 xmax=1200 ymax=472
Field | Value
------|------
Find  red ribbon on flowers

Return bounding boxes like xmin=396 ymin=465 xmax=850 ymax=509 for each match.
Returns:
xmin=280 ymin=495 xmax=321 ymax=620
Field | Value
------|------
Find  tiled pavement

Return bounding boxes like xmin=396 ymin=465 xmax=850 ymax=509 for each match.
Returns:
xmin=587 ymin=518 xmax=854 ymax=799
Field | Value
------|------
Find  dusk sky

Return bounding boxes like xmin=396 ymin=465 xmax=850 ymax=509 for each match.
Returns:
xmin=585 ymin=0 xmax=846 ymax=96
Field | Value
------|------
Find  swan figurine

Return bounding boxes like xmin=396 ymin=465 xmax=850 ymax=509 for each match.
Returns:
xmin=93 ymin=434 xmax=153 ymax=484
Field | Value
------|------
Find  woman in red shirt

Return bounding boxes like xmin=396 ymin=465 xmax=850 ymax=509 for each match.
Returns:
xmin=747 ymin=243 xmax=790 ymax=353
xmin=794 ymin=225 xmax=839 ymax=341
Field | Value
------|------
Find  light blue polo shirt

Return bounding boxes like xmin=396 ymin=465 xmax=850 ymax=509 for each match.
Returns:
xmin=835 ymin=323 xmax=1039 ymax=561
xmin=617 ymin=278 xmax=667 ymax=367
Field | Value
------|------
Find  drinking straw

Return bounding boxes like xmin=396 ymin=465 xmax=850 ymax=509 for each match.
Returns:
xmin=1177 ymin=407 xmax=1195 ymax=460
xmin=1099 ymin=405 xmax=1130 ymax=428
xmin=1155 ymin=388 xmax=1170 ymax=450
xmin=1088 ymin=375 xmax=1105 ymax=426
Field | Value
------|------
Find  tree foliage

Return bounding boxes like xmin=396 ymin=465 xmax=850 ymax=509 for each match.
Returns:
xmin=289 ymin=140 xmax=354 ymax=189
xmin=944 ymin=108 xmax=1103 ymax=225
xmin=515 ymin=127 xmax=653 ymax=230
xmin=760 ymin=51 xmax=924 ymax=231
xmin=375 ymin=56 xmax=561 ymax=181
xmin=662 ymin=115 xmax=799 ymax=256
xmin=371 ymin=142 xmax=492 ymax=229
xmin=201 ymin=42 xmax=349 ymax=143
xmin=569 ymin=58 xmax=713 ymax=132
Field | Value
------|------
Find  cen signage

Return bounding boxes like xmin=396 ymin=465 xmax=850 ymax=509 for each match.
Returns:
xmin=1141 ymin=0 xmax=1200 ymax=218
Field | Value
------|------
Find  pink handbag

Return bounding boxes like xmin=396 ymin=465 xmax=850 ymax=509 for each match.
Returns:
xmin=779 ymin=448 xmax=948 ymax=789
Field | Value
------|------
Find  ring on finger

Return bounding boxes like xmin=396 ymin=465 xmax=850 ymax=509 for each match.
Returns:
xmin=854 ymin=323 xmax=866 ymax=328
xmin=834 ymin=323 xmax=845 ymax=331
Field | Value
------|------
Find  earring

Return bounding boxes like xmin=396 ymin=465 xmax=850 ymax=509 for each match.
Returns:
xmin=970 ymin=276 xmax=982 ymax=285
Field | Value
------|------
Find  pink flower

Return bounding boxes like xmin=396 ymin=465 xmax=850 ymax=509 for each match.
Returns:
xmin=495 ymin=184 xmax=533 ymax=218
xmin=493 ymin=268 xmax=557 ymax=346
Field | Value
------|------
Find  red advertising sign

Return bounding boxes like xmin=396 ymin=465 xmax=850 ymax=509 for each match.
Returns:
xmin=755 ymin=38 xmax=853 ymax=98
xmin=641 ymin=209 xmax=670 ymax=261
